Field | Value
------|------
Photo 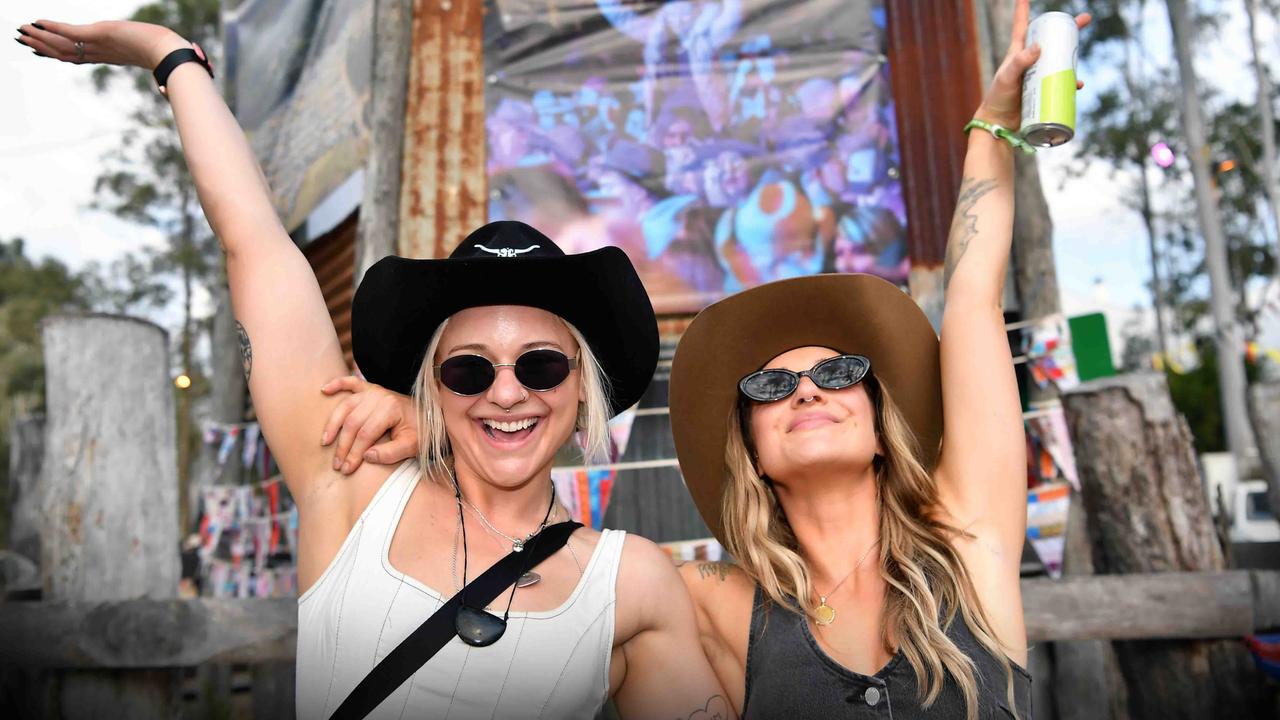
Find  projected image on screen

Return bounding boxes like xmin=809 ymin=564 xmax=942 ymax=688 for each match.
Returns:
xmin=485 ymin=0 xmax=907 ymax=312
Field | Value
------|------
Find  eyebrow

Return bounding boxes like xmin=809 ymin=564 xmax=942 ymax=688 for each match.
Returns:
xmin=445 ymin=340 xmax=569 ymax=355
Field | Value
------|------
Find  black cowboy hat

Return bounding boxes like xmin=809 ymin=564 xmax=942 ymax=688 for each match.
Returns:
xmin=351 ymin=221 xmax=658 ymax=415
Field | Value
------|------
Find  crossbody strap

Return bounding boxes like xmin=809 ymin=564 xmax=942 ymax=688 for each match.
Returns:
xmin=329 ymin=520 xmax=583 ymax=720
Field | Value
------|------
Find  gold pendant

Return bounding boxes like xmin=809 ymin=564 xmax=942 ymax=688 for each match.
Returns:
xmin=815 ymin=598 xmax=836 ymax=626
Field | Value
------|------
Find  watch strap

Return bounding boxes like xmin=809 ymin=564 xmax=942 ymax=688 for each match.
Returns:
xmin=153 ymin=47 xmax=214 ymax=92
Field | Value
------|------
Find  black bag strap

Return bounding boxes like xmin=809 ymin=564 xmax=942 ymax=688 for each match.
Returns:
xmin=328 ymin=520 xmax=582 ymax=720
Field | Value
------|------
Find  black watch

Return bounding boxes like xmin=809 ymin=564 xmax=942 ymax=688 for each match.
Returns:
xmin=153 ymin=47 xmax=214 ymax=93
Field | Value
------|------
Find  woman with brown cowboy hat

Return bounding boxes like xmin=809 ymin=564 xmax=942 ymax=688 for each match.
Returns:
xmin=667 ymin=3 xmax=1088 ymax=717
xmin=20 ymin=17 xmax=731 ymax=719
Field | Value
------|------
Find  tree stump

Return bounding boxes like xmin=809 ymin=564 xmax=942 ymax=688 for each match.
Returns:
xmin=1248 ymin=380 xmax=1280 ymax=529
xmin=39 ymin=315 xmax=181 ymax=719
xmin=1062 ymin=373 xmax=1273 ymax=719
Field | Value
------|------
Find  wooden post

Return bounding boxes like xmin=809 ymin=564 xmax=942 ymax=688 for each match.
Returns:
xmin=1062 ymin=373 xmax=1273 ymax=719
xmin=355 ymin=0 xmax=413 ymax=282
xmin=39 ymin=315 xmax=181 ymax=719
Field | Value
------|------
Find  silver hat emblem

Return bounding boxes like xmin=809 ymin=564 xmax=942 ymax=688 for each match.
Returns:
xmin=476 ymin=244 xmax=540 ymax=258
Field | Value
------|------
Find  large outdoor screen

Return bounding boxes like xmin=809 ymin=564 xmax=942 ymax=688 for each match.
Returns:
xmin=484 ymin=0 xmax=907 ymax=313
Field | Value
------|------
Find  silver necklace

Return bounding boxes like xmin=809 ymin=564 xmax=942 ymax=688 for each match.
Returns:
xmin=449 ymin=505 xmax=581 ymax=594
xmin=462 ymin=488 xmax=554 ymax=552
xmin=813 ymin=538 xmax=880 ymax=626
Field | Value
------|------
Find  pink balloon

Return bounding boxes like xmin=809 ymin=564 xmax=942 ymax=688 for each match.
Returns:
xmin=1151 ymin=142 xmax=1175 ymax=169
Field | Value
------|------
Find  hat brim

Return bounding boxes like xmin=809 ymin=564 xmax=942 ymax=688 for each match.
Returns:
xmin=352 ymin=247 xmax=658 ymax=416
xmin=669 ymin=274 xmax=941 ymax=545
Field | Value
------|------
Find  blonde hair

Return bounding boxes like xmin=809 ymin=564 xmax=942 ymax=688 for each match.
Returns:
xmin=411 ymin=316 xmax=614 ymax=484
xmin=722 ymin=377 xmax=1018 ymax=720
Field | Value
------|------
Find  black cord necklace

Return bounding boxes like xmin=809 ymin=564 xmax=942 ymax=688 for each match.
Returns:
xmin=453 ymin=482 xmax=555 ymax=648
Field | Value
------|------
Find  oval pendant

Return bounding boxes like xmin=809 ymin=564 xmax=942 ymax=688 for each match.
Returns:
xmin=456 ymin=605 xmax=508 ymax=647
xmin=815 ymin=602 xmax=836 ymax=626
xmin=516 ymin=571 xmax=541 ymax=588
xmin=512 ymin=540 xmax=524 ymax=553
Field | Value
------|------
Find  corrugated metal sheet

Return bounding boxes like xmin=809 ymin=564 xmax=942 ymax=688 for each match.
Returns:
xmin=303 ymin=211 xmax=358 ymax=368
xmin=398 ymin=0 xmax=487 ymax=259
xmin=884 ymin=0 xmax=985 ymax=268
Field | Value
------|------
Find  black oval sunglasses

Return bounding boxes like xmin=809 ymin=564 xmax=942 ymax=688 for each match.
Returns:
xmin=433 ymin=349 xmax=578 ymax=396
xmin=738 ymin=354 xmax=871 ymax=403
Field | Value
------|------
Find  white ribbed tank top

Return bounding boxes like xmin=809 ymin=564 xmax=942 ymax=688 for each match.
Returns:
xmin=296 ymin=460 xmax=625 ymax=719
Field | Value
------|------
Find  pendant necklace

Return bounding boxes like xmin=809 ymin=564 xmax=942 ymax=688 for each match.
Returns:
xmin=452 ymin=483 xmax=555 ymax=647
xmin=814 ymin=538 xmax=880 ymax=627
xmin=462 ymin=489 xmax=555 ymax=553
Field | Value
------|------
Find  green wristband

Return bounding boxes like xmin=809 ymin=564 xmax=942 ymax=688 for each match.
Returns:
xmin=964 ymin=118 xmax=1037 ymax=155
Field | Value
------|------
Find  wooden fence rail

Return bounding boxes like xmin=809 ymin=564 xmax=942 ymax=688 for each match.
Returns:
xmin=2 ymin=570 xmax=1277 ymax=669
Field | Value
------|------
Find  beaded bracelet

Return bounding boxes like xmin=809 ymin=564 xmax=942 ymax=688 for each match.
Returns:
xmin=964 ymin=118 xmax=1037 ymax=155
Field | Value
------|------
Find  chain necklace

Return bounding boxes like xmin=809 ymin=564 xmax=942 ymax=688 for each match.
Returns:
xmin=813 ymin=538 xmax=880 ymax=626
xmin=462 ymin=487 xmax=555 ymax=552
xmin=450 ymin=504 xmax=582 ymax=595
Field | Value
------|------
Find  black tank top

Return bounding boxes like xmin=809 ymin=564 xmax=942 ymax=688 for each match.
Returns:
xmin=742 ymin=586 xmax=1031 ymax=719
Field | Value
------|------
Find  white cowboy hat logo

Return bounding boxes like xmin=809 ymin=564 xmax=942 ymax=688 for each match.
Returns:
xmin=476 ymin=244 xmax=540 ymax=258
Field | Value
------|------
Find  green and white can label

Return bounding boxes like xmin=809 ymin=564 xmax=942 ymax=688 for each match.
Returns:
xmin=1020 ymin=12 xmax=1078 ymax=147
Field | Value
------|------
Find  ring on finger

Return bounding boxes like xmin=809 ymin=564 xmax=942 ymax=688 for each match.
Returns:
xmin=74 ymin=41 xmax=85 ymax=60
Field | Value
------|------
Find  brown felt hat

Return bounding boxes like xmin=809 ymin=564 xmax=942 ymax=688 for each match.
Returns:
xmin=669 ymin=274 xmax=942 ymax=544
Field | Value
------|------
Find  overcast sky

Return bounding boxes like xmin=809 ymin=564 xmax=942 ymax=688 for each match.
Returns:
xmin=2 ymin=0 xmax=1277 ymax=353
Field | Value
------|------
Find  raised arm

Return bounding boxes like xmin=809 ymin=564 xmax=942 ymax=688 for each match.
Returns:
xmin=933 ymin=0 xmax=1088 ymax=660
xmin=21 ymin=21 xmax=352 ymax=506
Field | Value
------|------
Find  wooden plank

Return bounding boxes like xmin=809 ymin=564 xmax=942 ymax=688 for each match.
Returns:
xmin=3 ymin=571 xmax=1276 ymax=668
xmin=0 ymin=598 xmax=297 ymax=668
xmin=1022 ymin=571 xmax=1257 ymax=641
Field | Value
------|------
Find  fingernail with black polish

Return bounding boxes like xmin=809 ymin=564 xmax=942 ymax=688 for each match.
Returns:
xmin=34 ymin=51 xmax=47 ymax=57
xmin=32 ymin=22 xmax=46 ymax=30
xmin=15 ymin=37 xmax=26 ymax=46
xmin=17 ymin=28 xmax=29 ymax=36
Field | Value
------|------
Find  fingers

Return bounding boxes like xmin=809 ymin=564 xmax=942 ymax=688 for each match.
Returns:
xmin=19 ymin=22 xmax=81 ymax=62
xmin=321 ymin=395 xmax=358 ymax=446
xmin=370 ymin=430 xmax=419 ymax=466
xmin=332 ymin=395 xmax=400 ymax=474
xmin=1007 ymin=44 xmax=1041 ymax=76
xmin=1010 ymin=0 xmax=1030 ymax=48
xmin=1076 ymin=13 xmax=1092 ymax=31
xmin=321 ymin=375 xmax=367 ymax=396
xmin=31 ymin=20 xmax=93 ymax=42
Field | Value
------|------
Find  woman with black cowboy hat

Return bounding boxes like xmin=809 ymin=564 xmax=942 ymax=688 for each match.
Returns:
xmin=20 ymin=18 xmax=730 ymax=719
xmin=317 ymin=2 xmax=1084 ymax=717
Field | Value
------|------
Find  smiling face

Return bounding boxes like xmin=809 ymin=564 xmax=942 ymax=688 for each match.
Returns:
xmin=748 ymin=346 xmax=880 ymax=485
xmin=434 ymin=305 xmax=583 ymax=489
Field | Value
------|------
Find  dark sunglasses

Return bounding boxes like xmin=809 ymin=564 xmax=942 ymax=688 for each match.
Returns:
xmin=738 ymin=354 xmax=871 ymax=403
xmin=434 ymin=349 xmax=578 ymax=396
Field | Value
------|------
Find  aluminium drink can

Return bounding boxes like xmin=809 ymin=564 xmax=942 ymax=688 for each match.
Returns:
xmin=1020 ymin=12 xmax=1079 ymax=147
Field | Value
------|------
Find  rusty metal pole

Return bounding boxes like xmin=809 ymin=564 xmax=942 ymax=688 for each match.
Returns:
xmin=399 ymin=0 xmax=488 ymax=259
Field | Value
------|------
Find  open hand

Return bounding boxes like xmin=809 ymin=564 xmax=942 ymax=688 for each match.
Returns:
xmin=977 ymin=0 xmax=1090 ymax=127
xmin=321 ymin=376 xmax=419 ymax=474
xmin=17 ymin=19 xmax=193 ymax=70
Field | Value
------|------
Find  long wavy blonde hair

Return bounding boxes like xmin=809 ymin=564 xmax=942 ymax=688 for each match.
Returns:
xmin=411 ymin=316 xmax=613 ymax=484
xmin=722 ymin=374 xmax=1017 ymax=720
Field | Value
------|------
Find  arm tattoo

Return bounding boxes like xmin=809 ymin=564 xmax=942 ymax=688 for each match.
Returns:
xmin=678 ymin=694 xmax=730 ymax=720
xmin=696 ymin=562 xmax=733 ymax=582
xmin=236 ymin=321 xmax=252 ymax=382
xmin=943 ymin=177 xmax=998 ymax=288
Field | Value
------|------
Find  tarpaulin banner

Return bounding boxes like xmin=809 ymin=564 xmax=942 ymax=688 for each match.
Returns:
xmin=224 ymin=0 xmax=373 ymax=232
xmin=484 ymin=0 xmax=907 ymax=313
